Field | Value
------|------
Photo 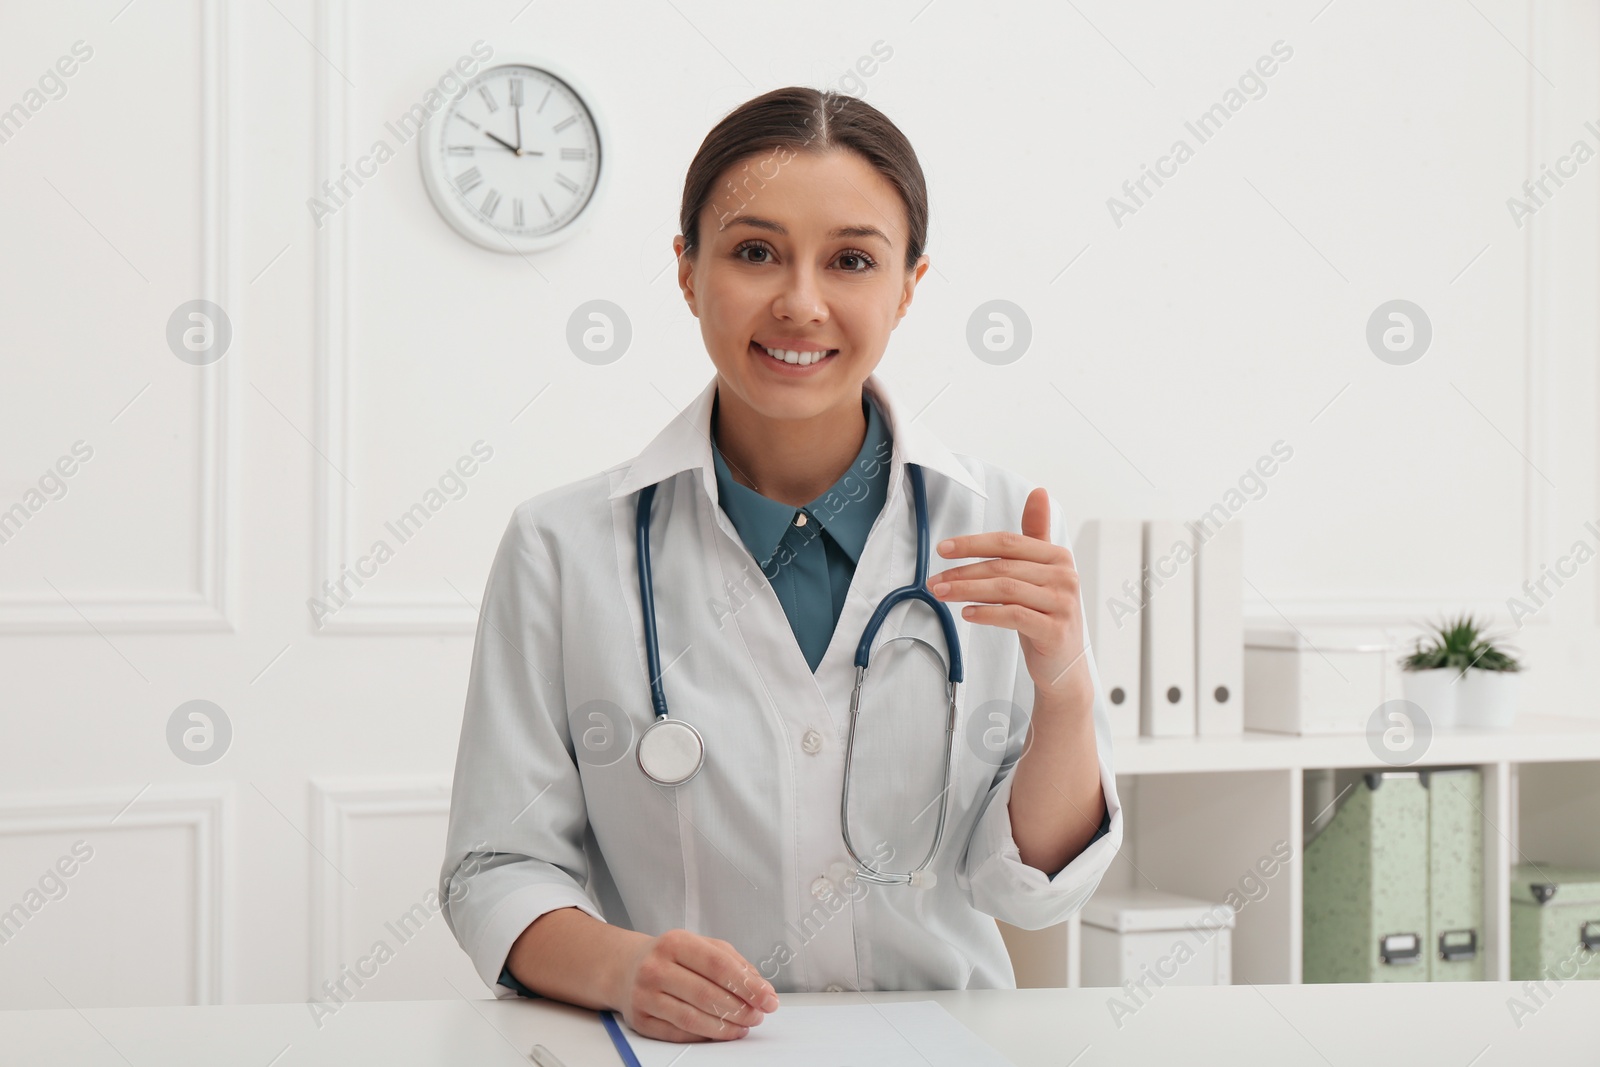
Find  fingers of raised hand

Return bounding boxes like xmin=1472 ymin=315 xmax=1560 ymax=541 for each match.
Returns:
xmin=929 ymin=557 xmax=1075 ymax=613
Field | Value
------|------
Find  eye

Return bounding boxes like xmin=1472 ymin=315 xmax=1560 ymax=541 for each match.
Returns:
xmin=837 ymin=249 xmax=877 ymax=273
xmin=732 ymin=239 xmax=773 ymax=264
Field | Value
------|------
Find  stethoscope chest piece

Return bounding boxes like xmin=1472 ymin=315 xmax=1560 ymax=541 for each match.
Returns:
xmin=637 ymin=717 xmax=704 ymax=786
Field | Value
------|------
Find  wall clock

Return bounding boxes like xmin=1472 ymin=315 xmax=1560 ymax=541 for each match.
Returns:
xmin=419 ymin=58 xmax=606 ymax=253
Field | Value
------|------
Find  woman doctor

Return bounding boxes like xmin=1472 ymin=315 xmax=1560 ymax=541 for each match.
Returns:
xmin=440 ymin=86 xmax=1121 ymax=1044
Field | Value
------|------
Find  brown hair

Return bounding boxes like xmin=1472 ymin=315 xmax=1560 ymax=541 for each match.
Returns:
xmin=677 ymin=87 xmax=929 ymax=272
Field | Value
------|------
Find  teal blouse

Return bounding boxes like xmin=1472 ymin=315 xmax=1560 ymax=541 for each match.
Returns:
xmin=709 ymin=391 xmax=892 ymax=672
xmin=496 ymin=389 xmax=1107 ymax=997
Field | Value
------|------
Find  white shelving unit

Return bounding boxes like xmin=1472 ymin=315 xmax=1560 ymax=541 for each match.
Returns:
xmin=999 ymin=714 xmax=1600 ymax=988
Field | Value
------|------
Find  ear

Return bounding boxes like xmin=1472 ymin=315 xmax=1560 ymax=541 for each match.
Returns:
xmin=894 ymin=254 xmax=931 ymax=325
xmin=674 ymin=235 xmax=699 ymax=317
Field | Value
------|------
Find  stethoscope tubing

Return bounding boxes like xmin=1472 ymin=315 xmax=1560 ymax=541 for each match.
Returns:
xmin=634 ymin=461 xmax=963 ymax=886
xmin=636 ymin=480 xmax=670 ymax=722
xmin=852 ymin=464 xmax=963 ymax=683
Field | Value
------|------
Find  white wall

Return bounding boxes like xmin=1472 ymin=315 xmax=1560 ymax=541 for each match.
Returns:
xmin=0 ymin=0 xmax=1596 ymax=1010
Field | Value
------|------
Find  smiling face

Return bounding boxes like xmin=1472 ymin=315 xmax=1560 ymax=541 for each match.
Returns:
xmin=674 ymin=148 xmax=930 ymax=424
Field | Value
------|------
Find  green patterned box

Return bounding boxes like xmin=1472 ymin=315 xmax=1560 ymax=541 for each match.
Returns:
xmin=1303 ymin=768 xmax=1483 ymax=982
xmin=1510 ymin=865 xmax=1600 ymax=982
xmin=1429 ymin=768 xmax=1485 ymax=982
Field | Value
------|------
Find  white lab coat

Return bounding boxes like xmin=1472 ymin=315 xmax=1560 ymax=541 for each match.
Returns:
xmin=439 ymin=371 xmax=1123 ymax=996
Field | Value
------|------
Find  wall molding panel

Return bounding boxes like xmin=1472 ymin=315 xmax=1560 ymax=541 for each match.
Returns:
xmin=0 ymin=784 xmax=233 ymax=1005
xmin=1247 ymin=6 xmax=1559 ymax=629
xmin=307 ymin=775 xmax=452 ymax=997
xmin=311 ymin=0 xmax=479 ymax=635
xmin=0 ymin=0 xmax=239 ymax=634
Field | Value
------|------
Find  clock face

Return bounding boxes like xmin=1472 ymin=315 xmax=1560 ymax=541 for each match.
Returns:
xmin=420 ymin=61 xmax=604 ymax=253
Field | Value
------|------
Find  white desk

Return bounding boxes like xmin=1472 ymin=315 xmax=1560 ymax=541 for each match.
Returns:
xmin=0 ymin=983 xmax=1590 ymax=1065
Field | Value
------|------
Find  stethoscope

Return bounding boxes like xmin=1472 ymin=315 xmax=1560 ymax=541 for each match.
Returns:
xmin=633 ymin=463 xmax=963 ymax=887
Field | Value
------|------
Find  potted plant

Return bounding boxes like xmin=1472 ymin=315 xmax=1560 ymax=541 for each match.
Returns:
xmin=1399 ymin=613 xmax=1523 ymax=730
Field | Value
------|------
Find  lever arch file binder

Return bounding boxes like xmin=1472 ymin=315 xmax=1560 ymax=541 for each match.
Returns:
xmin=1194 ymin=519 xmax=1243 ymax=736
xmin=1140 ymin=520 xmax=1195 ymax=737
xmin=1075 ymin=519 xmax=1142 ymax=738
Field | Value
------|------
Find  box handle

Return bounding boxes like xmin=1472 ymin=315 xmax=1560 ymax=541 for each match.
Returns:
xmin=1438 ymin=929 xmax=1477 ymax=962
xmin=1380 ymin=933 xmax=1422 ymax=965
xmin=1582 ymin=922 xmax=1600 ymax=952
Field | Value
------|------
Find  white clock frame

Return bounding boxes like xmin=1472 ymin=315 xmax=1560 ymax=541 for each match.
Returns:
xmin=418 ymin=55 xmax=608 ymax=254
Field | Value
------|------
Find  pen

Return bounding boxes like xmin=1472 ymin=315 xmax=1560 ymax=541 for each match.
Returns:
xmin=600 ymin=1009 xmax=644 ymax=1067
xmin=528 ymin=1043 xmax=568 ymax=1067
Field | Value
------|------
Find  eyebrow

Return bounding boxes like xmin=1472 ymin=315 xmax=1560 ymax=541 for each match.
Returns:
xmin=726 ymin=216 xmax=891 ymax=245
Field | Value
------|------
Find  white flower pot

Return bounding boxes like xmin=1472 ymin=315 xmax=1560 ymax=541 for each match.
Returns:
xmin=1400 ymin=668 xmax=1458 ymax=730
xmin=1455 ymin=668 xmax=1521 ymax=730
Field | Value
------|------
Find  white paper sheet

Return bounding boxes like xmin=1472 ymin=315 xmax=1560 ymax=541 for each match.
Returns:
xmin=624 ymin=1000 xmax=1016 ymax=1066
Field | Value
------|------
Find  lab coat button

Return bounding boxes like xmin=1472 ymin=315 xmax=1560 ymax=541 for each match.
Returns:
xmin=801 ymin=728 xmax=823 ymax=754
xmin=823 ymin=983 xmax=846 ymax=993
xmin=811 ymin=876 xmax=832 ymax=898
xmin=794 ymin=511 xmax=808 ymax=527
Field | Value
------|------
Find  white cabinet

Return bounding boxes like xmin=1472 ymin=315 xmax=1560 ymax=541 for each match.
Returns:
xmin=1000 ymin=715 xmax=1600 ymax=986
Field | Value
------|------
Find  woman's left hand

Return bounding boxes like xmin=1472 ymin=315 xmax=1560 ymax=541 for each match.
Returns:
xmin=927 ymin=488 xmax=1092 ymax=706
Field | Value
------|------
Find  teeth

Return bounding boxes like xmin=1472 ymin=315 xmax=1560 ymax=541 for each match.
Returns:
xmin=761 ymin=345 xmax=833 ymax=367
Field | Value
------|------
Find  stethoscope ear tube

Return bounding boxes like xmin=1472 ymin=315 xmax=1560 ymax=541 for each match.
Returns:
xmin=840 ymin=463 xmax=963 ymax=887
xmin=635 ymin=481 xmax=670 ymax=722
xmin=851 ymin=464 xmax=964 ymax=684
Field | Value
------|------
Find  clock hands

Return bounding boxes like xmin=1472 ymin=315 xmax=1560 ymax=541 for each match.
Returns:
xmin=483 ymin=130 xmax=518 ymax=154
xmin=481 ymin=129 xmax=543 ymax=157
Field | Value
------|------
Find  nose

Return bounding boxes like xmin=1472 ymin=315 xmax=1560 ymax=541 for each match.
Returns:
xmin=771 ymin=262 xmax=828 ymax=326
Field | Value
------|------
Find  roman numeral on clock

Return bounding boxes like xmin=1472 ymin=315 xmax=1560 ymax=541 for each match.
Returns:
xmin=560 ymin=147 xmax=586 ymax=161
xmin=477 ymin=85 xmax=499 ymax=112
xmin=456 ymin=167 xmax=483 ymax=194
xmin=481 ymin=189 xmax=501 ymax=219
xmin=513 ymin=199 xmax=525 ymax=227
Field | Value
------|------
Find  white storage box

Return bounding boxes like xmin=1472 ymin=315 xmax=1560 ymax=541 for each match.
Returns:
xmin=1080 ymin=888 xmax=1235 ymax=987
xmin=1243 ymin=627 xmax=1403 ymax=735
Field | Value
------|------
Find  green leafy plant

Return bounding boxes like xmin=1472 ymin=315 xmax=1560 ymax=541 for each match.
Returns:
xmin=1401 ymin=612 xmax=1522 ymax=675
